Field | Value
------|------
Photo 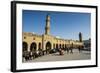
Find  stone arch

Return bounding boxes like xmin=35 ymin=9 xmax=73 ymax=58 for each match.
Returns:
xmin=56 ymin=44 xmax=58 ymax=49
xmin=62 ymin=44 xmax=64 ymax=48
xmin=59 ymin=44 xmax=61 ymax=48
xmin=65 ymin=44 xmax=67 ymax=48
xmin=45 ymin=41 xmax=51 ymax=54
xmin=53 ymin=43 xmax=55 ymax=49
xmin=30 ymin=42 xmax=37 ymax=51
xmin=38 ymin=42 xmax=41 ymax=49
xmin=23 ymin=42 xmax=28 ymax=51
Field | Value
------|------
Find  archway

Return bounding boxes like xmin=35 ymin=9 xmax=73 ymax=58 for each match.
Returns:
xmin=65 ymin=44 xmax=67 ymax=48
xmin=38 ymin=43 xmax=41 ymax=49
xmin=53 ymin=44 xmax=55 ymax=49
xmin=30 ymin=42 xmax=37 ymax=51
xmin=56 ymin=44 xmax=58 ymax=49
xmin=46 ymin=41 xmax=51 ymax=54
xmin=23 ymin=42 xmax=28 ymax=51
xmin=62 ymin=44 xmax=64 ymax=48
xmin=59 ymin=44 xmax=61 ymax=48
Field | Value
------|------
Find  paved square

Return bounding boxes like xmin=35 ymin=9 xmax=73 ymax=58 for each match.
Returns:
xmin=24 ymin=49 xmax=91 ymax=63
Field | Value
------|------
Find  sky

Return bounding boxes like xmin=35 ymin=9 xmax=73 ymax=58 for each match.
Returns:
xmin=22 ymin=10 xmax=91 ymax=40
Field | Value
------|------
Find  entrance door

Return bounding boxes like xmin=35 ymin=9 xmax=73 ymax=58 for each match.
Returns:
xmin=46 ymin=42 xmax=51 ymax=54
xmin=23 ymin=42 xmax=28 ymax=51
xmin=30 ymin=42 xmax=37 ymax=52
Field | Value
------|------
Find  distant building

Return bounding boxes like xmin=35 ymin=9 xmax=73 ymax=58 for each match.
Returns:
xmin=23 ymin=14 xmax=83 ymax=54
xmin=83 ymin=38 xmax=91 ymax=50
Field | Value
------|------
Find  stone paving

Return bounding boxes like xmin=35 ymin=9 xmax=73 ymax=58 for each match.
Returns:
xmin=24 ymin=49 xmax=91 ymax=63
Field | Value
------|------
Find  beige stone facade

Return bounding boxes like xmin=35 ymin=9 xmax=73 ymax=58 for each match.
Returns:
xmin=22 ymin=15 xmax=83 ymax=53
xmin=23 ymin=32 xmax=83 ymax=52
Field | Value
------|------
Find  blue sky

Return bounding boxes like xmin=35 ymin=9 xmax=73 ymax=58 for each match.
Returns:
xmin=23 ymin=10 xmax=91 ymax=40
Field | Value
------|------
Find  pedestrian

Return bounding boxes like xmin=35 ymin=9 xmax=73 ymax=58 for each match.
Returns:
xmin=59 ymin=48 xmax=64 ymax=55
xmin=36 ymin=51 xmax=39 ymax=58
xmin=70 ymin=47 xmax=73 ymax=54
xmin=24 ymin=51 xmax=29 ymax=61
xmin=29 ymin=51 xmax=33 ymax=60
xmin=66 ymin=47 xmax=69 ymax=54
xmin=32 ymin=51 xmax=35 ymax=59
xmin=78 ymin=46 xmax=81 ymax=53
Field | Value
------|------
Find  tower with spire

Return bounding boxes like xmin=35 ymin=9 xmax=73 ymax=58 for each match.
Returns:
xmin=45 ymin=14 xmax=50 ymax=35
xmin=79 ymin=32 xmax=82 ymax=42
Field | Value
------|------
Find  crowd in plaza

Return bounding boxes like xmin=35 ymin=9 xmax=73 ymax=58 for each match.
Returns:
xmin=23 ymin=46 xmax=84 ymax=62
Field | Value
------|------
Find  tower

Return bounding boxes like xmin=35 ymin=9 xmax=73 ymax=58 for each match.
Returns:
xmin=79 ymin=32 xmax=82 ymax=42
xmin=45 ymin=14 xmax=50 ymax=35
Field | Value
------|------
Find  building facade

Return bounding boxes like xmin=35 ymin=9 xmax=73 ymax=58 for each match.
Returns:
xmin=23 ymin=15 xmax=83 ymax=54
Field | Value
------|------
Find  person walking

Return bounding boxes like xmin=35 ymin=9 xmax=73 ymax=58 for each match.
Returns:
xmin=70 ymin=47 xmax=73 ymax=54
xmin=66 ymin=47 xmax=69 ymax=54
xmin=70 ymin=43 xmax=74 ymax=54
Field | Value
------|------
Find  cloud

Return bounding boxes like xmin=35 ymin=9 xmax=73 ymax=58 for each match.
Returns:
xmin=32 ymin=32 xmax=35 ymax=34
xmin=56 ymin=36 xmax=61 ymax=38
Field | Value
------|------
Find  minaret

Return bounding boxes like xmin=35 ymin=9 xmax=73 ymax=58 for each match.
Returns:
xmin=45 ymin=14 xmax=50 ymax=35
xmin=79 ymin=32 xmax=82 ymax=42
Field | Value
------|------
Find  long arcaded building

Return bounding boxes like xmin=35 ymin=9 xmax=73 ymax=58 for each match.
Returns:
xmin=23 ymin=15 xmax=83 ymax=54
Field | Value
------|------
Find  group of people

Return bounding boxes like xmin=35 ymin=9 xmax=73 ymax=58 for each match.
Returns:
xmin=23 ymin=46 xmax=83 ymax=61
xmin=58 ymin=46 xmax=83 ymax=55
xmin=57 ymin=47 xmax=74 ymax=55
xmin=23 ymin=49 xmax=44 ymax=61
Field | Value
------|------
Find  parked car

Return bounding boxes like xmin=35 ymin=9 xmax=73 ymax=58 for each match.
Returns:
xmin=49 ymin=48 xmax=60 ymax=54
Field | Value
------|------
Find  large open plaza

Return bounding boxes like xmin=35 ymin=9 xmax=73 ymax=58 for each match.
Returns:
xmin=23 ymin=49 xmax=91 ymax=63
